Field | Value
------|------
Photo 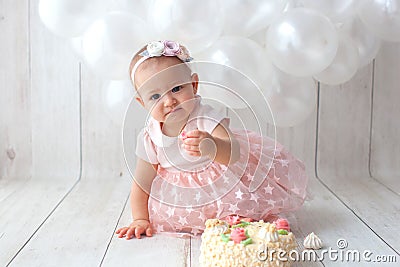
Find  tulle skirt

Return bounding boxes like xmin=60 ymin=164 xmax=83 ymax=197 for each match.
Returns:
xmin=148 ymin=130 xmax=308 ymax=237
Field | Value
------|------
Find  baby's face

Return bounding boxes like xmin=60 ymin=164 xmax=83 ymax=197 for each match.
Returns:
xmin=134 ymin=57 xmax=198 ymax=124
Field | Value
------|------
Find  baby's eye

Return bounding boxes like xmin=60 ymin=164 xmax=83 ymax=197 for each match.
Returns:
xmin=171 ymin=86 xmax=182 ymax=93
xmin=150 ymin=93 xmax=161 ymax=100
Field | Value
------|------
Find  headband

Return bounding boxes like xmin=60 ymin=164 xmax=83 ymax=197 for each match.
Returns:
xmin=131 ymin=40 xmax=193 ymax=88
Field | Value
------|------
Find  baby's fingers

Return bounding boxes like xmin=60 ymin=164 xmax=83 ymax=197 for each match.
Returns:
xmin=135 ymin=227 xmax=146 ymax=239
xmin=116 ymin=227 xmax=128 ymax=238
xmin=146 ymin=227 xmax=153 ymax=237
xmin=126 ymin=227 xmax=136 ymax=240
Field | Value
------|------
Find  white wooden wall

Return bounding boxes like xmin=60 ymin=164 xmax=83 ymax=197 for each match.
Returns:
xmin=1 ymin=1 xmax=399 ymax=266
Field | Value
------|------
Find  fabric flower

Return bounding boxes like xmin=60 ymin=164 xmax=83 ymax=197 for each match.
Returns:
xmin=230 ymin=228 xmax=247 ymax=244
xmin=163 ymin=40 xmax=181 ymax=56
xmin=146 ymin=41 xmax=164 ymax=56
xmin=176 ymin=46 xmax=192 ymax=62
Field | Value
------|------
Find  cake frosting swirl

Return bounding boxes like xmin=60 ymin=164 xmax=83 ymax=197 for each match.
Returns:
xmin=200 ymin=218 xmax=297 ymax=267
xmin=303 ymin=232 xmax=323 ymax=250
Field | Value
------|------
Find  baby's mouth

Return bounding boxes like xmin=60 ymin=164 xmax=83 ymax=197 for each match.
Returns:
xmin=167 ymin=107 xmax=182 ymax=115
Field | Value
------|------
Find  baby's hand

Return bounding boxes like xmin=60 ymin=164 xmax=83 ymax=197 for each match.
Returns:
xmin=181 ymin=129 xmax=216 ymax=158
xmin=115 ymin=219 xmax=153 ymax=240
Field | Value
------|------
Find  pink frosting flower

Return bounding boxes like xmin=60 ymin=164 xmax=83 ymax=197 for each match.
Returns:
xmin=241 ymin=217 xmax=254 ymax=222
xmin=274 ymin=218 xmax=290 ymax=231
xmin=163 ymin=40 xmax=181 ymax=56
xmin=225 ymin=215 xmax=241 ymax=226
xmin=230 ymin=228 xmax=247 ymax=244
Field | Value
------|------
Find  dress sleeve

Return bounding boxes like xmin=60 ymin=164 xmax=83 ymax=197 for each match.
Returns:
xmin=135 ymin=128 xmax=159 ymax=164
xmin=196 ymin=104 xmax=230 ymax=134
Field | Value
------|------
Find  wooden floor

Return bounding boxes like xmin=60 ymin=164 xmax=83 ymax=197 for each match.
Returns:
xmin=0 ymin=165 xmax=400 ymax=267
xmin=0 ymin=172 xmax=399 ymax=266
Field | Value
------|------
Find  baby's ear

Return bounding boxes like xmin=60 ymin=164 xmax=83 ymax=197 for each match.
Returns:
xmin=191 ymin=73 xmax=199 ymax=93
xmin=135 ymin=97 xmax=144 ymax=107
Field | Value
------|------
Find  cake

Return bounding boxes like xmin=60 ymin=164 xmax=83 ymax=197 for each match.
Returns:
xmin=200 ymin=217 xmax=297 ymax=267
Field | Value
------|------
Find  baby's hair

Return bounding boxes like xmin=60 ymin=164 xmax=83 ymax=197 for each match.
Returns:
xmin=129 ymin=45 xmax=147 ymax=88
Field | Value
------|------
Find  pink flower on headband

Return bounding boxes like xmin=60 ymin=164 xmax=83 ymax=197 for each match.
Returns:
xmin=163 ymin=40 xmax=181 ymax=56
xmin=139 ymin=40 xmax=193 ymax=62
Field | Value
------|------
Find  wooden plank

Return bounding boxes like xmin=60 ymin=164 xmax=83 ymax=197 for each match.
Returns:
xmin=0 ymin=178 xmax=74 ymax=266
xmin=80 ymin=65 xmax=136 ymax=179
xmin=293 ymin=176 xmax=398 ymax=266
xmin=317 ymin=64 xmax=400 ymax=254
xmin=10 ymin=178 xmax=130 ymax=266
xmin=0 ymin=0 xmax=31 ymax=179
xmin=317 ymin=65 xmax=373 ymax=177
xmin=102 ymin=193 xmax=190 ymax=267
xmin=370 ymin=42 xmax=400 ymax=194
xmin=30 ymin=0 xmax=81 ymax=179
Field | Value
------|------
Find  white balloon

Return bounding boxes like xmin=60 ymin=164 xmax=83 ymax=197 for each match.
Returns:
xmin=358 ymin=0 xmax=400 ymax=42
xmin=264 ymin=69 xmax=317 ymax=127
xmin=341 ymin=17 xmax=381 ymax=67
xmin=221 ymin=0 xmax=288 ymax=37
xmin=266 ymin=8 xmax=338 ymax=77
xmin=82 ymin=12 xmax=151 ymax=80
xmin=147 ymin=0 xmax=223 ymax=54
xmin=195 ymin=36 xmax=274 ymax=96
xmin=38 ymin=0 xmax=107 ymax=38
xmin=194 ymin=63 xmax=258 ymax=109
xmin=314 ymin=33 xmax=360 ymax=85
xmin=302 ymin=0 xmax=356 ymax=22
xmin=106 ymin=0 xmax=149 ymax=20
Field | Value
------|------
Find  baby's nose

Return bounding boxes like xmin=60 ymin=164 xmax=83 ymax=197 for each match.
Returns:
xmin=163 ymin=92 xmax=177 ymax=106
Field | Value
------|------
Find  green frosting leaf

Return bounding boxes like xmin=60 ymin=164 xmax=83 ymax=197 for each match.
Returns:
xmin=232 ymin=221 xmax=251 ymax=228
xmin=277 ymin=229 xmax=288 ymax=235
xmin=221 ymin=233 xmax=230 ymax=242
xmin=241 ymin=238 xmax=253 ymax=246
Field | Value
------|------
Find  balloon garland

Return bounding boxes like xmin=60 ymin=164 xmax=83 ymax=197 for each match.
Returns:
xmin=38 ymin=0 xmax=400 ymax=127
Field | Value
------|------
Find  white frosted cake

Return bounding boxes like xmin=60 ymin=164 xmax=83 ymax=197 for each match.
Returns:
xmin=200 ymin=217 xmax=297 ymax=267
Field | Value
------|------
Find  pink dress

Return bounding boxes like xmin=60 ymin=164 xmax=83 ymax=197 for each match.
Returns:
xmin=136 ymin=96 xmax=308 ymax=236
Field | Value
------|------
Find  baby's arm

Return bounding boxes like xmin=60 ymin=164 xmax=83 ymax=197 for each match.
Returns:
xmin=115 ymin=158 xmax=157 ymax=239
xmin=182 ymin=123 xmax=240 ymax=165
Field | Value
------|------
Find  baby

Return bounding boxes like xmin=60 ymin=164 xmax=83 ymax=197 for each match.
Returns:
xmin=116 ymin=40 xmax=307 ymax=239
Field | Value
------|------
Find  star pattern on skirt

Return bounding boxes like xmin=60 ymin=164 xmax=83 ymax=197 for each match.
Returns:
xmin=152 ymin=206 xmax=158 ymax=213
xmin=195 ymin=192 xmax=201 ymax=202
xmin=198 ymin=211 xmax=207 ymax=222
xmin=264 ymin=184 xmax=274 ymax=194
xmin=245 ymin=173 xmax=253 ymax=182
xmin=267 ymin=199 xmax=276 ymax=207
xmin=166 ymin=207 xmax=175 ymax=217
xmin=186 ymin=207 xmax=194 ymax=214
xmin=178 ymin=216 xmax=188 ymax=225
xmin=235 ymin=189 xmax=244 ymax=199
xmin=223 ymin=176 xmax=230 ymax=184
xmin=250 ymin=193 xmax=258 ymax=203
xmin=229 ymin=203 xmax=240 ymax=213
xmin=280 ymin=159 xmax=289 ymax=167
